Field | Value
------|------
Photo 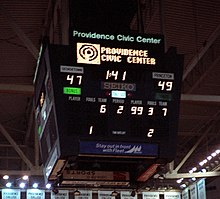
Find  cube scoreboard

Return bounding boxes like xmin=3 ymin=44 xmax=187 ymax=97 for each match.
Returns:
xmin=35 ymin=31 xmax=183 ymax=182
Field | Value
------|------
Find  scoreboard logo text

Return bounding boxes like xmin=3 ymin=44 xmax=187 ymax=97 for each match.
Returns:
xmin=77 ymin=42 xmax=156 ymax=65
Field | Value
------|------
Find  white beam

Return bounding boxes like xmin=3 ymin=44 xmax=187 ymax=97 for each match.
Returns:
xmin=173 ymin=119 xmax=214 ymax=173
xmin=0 ymin=84 xmax=34 ymax=95
xmin=60 ymin=0 xmax=69 ymax=45
xmin=183 ymin=23 xmax=220 ymax=81
xmin=166 ymin=171 xmax=220 ymax=179
xmin=181 ymin=94 xmax=220 ymax=103
xmin=0 ymin=123 xmax=34 ymax=169
xmin=144 ymin=8 xmax=159 ymax=33
xmin=187 ymin=55 xmax=220 ymax=93
xmin=167 ymin=161 xmax=174 ymax=173
xmin=0 ymin=5 xmax=38 ymax=59
xmin=0 ymin=167 xmax=43 ymax=176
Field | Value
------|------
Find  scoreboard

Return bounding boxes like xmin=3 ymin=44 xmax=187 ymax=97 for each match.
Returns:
xmin=35 ymin=31 xmax=183 ymax=182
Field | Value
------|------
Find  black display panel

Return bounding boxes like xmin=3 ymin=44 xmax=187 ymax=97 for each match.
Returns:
xmin=46 ymin=31 xmax=183 ymax=157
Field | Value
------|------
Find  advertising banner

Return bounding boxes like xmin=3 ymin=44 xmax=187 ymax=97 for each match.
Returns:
xmin=181 ymin=188 xmax=189 ymax=199
xmin=197 ymin=178 xmax=206 ymax=199
xmin=75 ymin=190 xmax=92 ymax=199
xmin=189 ymin=183 xmax=198 ymax=199
xmin=79 ymin=141 xmax=158 ymax=157
xmin=142 ymin=191 xmax=159 ymax=199
xmin=26 ymin=189 xmax=45 ymax=199
xmin=120 ymin=191 xmax=137 ymax=199
xmin=164 ymin=192 xmax=181 ymax=199
xmin=51 ymin=190 xmax=69 ymax=199
xmin=63 ymin=170 xmax=129 ymax=181
xmin=98 ymin=190 xmax=116 ymax=199
xmin=2 ymin=189 xmax=20 ymax=199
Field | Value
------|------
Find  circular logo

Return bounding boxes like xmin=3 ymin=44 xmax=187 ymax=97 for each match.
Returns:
xmin=79 ymin=44 xmax=99 ymax=61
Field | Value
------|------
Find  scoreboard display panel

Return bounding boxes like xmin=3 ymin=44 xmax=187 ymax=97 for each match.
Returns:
xmin=37 ymin=31 xmax=183 ymax=164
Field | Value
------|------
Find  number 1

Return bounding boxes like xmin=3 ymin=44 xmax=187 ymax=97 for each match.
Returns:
xmin=122 ymin=71 xmax=126 ymax=81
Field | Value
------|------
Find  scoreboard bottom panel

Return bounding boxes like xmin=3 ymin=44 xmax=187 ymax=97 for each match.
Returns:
xmin=58 ymin=98 xmax=170 ymax=143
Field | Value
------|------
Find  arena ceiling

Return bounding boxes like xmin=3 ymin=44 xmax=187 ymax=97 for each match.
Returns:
xmin=0 ymin=0 xmax=220 ymax=190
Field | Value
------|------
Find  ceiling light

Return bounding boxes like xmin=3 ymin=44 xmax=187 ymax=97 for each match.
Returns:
xmin=22 ymin=175 xmax=29 ymax=180
xmin=201 ymin=159 xmax=208 ymax=164
xmin=158 ymin=174 xmax=165 ymax=180
xmin=199 ymin=161 xmax=204 ymax=166
xmin=192 ymin=167 xmax=197 ymax=172
xmin=180 ymin=184 xmax=186 ymax=189
xmin=3 ymin=175 xmax=9 ymax=180
xmin=207 ymin=156 xmax=212 ymax=160
xmin=211 ymin=152 xmax=217 ymax=157
xmin=201 ymin=168 xmax=207 ymax=173
xmin=176 ymin=178 xmax=183 ymax=184
xmin=6 ymin=182 xmax=12 ymax=188
xmin=215 ymin=149 xmax=220 ymax=154
xmin=191 ymin=177 xmax=196 ymax=181
xmin=32 ymin=183 xmax=38 ymax=188
xmin=19 ymin=182 xmax=26 ymax=189
xmin=46 ymin=183 xmax=51 ymax=189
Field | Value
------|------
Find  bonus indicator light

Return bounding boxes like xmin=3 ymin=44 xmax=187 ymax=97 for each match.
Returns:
xmin=63 ymin=87 xmax=81 ymax=95
xmin=155 ymin=93 xmax=172 ymax=101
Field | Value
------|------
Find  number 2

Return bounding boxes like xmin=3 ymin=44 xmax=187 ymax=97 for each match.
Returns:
xmin=117 ymin=106 xmax=124 ymax=114
xmin=147 ymin=129 xmax=154 ymax=137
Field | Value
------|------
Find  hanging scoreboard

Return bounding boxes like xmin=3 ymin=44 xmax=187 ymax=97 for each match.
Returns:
xmin=35 ymin=31 xmax=183 ymax=180
xmin=57 ymin=32 xmax=167 ymax=143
